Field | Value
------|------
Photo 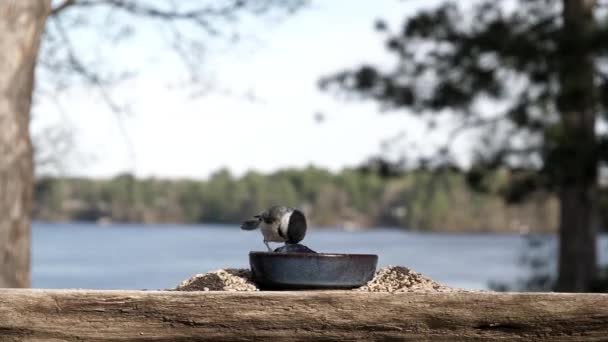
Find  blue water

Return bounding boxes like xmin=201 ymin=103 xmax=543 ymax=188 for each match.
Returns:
xmin=31 ymin=222 xmax=608 ymax=290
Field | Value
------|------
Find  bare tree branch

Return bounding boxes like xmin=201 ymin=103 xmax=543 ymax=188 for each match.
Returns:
xmin=50 ymin=0 xmax=77 ymax=16
xmin=51 ymin=16 xmax=136 ymax=171
xmin=446 ymin=114 xmax=507 ymax=144
xmin=37 ymin=0 xmax=307 ymax=174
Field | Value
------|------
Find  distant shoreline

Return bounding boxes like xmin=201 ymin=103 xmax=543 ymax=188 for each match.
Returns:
xmin=33 ymin=168 xmax=570 ymax=234
xmin=31 ymin=220 xmax=564 ymax=236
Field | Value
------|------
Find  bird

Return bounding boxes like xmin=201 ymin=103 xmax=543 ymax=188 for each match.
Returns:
xmin=240 ymin=206 xmax=307 ymax=252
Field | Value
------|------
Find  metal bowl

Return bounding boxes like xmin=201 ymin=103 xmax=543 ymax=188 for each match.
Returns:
xmin=249 ymin=251 xmax=378 ymax=290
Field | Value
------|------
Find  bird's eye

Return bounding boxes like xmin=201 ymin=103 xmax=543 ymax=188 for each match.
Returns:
xmin=263 ymin=217 xmax=274 ymax=224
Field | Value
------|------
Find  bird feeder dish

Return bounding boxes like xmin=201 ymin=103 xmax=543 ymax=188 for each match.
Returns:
xmin=249 ymin=251 xmax=378 ymax=290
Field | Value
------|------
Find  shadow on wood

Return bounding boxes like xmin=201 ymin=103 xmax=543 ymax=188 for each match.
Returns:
xmin=0 ymin=289 xmax=607 ymax=341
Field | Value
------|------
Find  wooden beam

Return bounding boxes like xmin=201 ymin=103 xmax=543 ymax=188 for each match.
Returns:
xmin=0 ymin=289 xmax=607 ymax=341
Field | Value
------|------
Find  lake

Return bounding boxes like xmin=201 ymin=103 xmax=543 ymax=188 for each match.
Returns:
xmin=31 ymin=222 xmax=608 ymax=290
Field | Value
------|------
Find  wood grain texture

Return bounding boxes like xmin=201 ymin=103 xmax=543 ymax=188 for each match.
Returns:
xmin=0 ymin=289 xmax=607 ymax=341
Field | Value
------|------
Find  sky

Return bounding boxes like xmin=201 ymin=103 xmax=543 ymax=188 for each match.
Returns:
xmin=33 ymin=0 xmax=448 ymax=179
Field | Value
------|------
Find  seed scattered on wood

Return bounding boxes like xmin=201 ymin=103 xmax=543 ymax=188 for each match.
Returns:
xmin=175 ymin=269 xmax=258 ymax=292
xmin=356 ymin=266 xmax=459 ymax=293
xmin=175 ymin=266 xmax=461 ymax=292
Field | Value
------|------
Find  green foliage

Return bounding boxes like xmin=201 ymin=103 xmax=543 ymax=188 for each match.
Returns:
xmin=320 ymin=0 xmax=608 ymax=201
xmin=33 ymin=167 xmax=563 ymax=233
xmin=321 ymin=0 xmax=608 ymax=291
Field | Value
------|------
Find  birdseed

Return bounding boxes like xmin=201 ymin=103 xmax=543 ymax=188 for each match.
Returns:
xmin=356 ymin=266 xmax=457 ymax=293
xmin=175 ymin=269 xmax=258 ymax=292
xmin=175 ymin=266 xmax=459 ymax=292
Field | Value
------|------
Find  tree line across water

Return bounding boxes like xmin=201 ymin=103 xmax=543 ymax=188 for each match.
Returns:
xmin=34 ymin=166 xmax=600 ymax=233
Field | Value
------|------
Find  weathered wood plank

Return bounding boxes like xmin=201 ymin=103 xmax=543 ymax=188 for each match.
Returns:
xmin=0 ymin=289 xmax=607 ymax=341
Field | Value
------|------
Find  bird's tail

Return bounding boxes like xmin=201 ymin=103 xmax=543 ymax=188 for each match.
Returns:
xmin=240 ymin=219 xmax=261 ymax=230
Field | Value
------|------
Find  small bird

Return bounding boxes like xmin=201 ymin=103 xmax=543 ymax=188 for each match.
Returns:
xmin=241 ymin=206 xmax=307 ymax=251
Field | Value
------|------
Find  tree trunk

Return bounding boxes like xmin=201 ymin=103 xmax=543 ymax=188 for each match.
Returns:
xmin=0 ymin=0 xmax=50 ymax=287
xmin=555 ymin=0 xmax=598 ymax=292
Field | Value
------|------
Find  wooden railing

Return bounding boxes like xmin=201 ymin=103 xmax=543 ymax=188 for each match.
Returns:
xmin=0 ymin=289 xmax=607 ymax=341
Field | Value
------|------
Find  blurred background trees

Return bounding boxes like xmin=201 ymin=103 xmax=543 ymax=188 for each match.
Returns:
xmin=33 ymin=167 xmax=559 ymax=234
xmin=0 ymin=0 xmax=305 ymax=287
xmin=321 ymin=0 xmax=606 ymax=292
xmin=3 ymin=0 xmax=608 ymax=293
